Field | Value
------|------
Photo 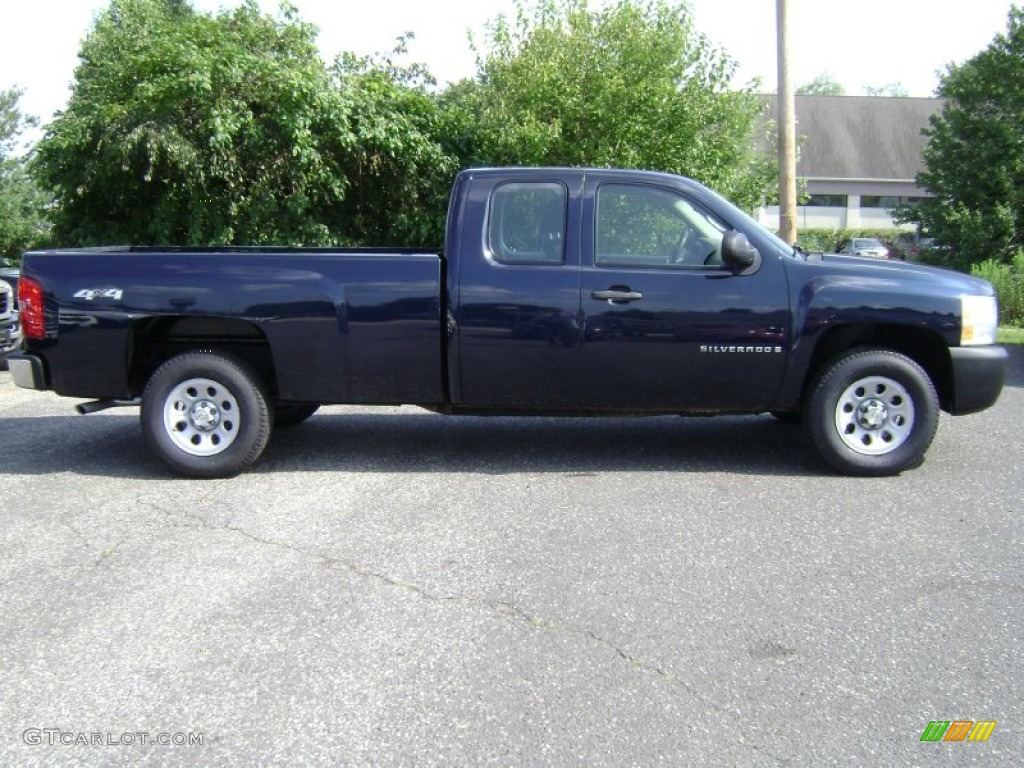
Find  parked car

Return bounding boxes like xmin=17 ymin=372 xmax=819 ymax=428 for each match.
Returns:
xmin=889 ymin=231 xmax=940 ymax=261
xmin=0 ymin=258 xmax=18 ymax=305
xmin=837 ymin=237 xmax=890 ymax=259
xmin=0 ymin=279 xmax=21 ymax=360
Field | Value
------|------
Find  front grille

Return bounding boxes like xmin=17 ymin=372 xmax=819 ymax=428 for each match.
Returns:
xmin=0 ymin=288 xmax=10 ymax=317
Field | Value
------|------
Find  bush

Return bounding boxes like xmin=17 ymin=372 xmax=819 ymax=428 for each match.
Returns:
xmin=971 ymin=251 xmax=1024 ymax=327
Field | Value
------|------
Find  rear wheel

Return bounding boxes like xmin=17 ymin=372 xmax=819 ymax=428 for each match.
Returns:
xmin=141 ymin=351 xmax=272 ymax=478
xmin=805 ymin=348 xmax=939 ymax=476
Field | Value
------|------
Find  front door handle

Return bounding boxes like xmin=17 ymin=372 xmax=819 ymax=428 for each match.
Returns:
xmin=592 ymin=289 xmax=643 ymax=303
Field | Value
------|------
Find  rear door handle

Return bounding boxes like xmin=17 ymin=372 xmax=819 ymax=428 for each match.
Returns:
xmin=591 ymin=289 xmax=643 ymax=303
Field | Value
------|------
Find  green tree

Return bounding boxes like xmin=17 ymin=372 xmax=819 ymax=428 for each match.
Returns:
xmin=896 ymin=7 xmax=1024 ymax=270
xmin=331 ymin=39 xmax=459 ymax=247
xmin=452 ymin=0 xmax=775 ymax=210
xmin=35 ymin=0 xmax=352 ymax=245
xmin=34 ymin=0 xmax=453 ymax=247
xmin=0 ymin=88 xmax=49 ymax=259
xmin=34 ymin=0 xmax=361 ymax=246
xmin=863 ymin=82 xmax=908 ymax=97
xmin=796 ymin=73 xmax=845 ymax=96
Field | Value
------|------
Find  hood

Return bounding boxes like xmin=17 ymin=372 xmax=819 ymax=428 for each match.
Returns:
xmin=799 ymin=252 xmax=996 ymax=297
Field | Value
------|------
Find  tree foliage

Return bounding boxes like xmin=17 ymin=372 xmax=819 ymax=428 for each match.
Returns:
xmin=34 ymin=0 xmax=778 ymax=248
xmin=797 ymin=73 xmax=845 ymax=96
xmin=34 ymin=0 xmax=455 ymax=247
xmin=331 ymin=41 xmax=458 ymax=247
xmin=863 ymin=82 xmax=908 ymax=97
xmin=897 ymin=7 xmax=1024 ymax=270
xmin=0 ymin=87 xmax=49 ymax=259
xmin=36 ymin=0 xmax=344 ymax=245
xmin=451 ymin=0 xmax=775 ymax=210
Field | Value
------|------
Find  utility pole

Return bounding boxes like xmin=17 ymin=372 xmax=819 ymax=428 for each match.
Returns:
xmin=776 ymin=0 xmax=797 ymax=245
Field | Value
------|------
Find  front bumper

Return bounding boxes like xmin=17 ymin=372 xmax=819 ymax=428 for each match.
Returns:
xmin=949 ymin=345 xmax=1008 ymax=415
xmin=7 ymin=352 xmax=47 ymax=390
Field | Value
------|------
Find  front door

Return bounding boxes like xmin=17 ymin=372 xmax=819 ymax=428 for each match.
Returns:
xmin=577 ymin=176 xmax=789 ymax=410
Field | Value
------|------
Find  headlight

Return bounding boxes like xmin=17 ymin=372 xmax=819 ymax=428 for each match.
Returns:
xmin=960 ymin=295 xmax=998 ymax=346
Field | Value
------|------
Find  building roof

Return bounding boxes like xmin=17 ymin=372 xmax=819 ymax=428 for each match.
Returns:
xmin=767 ymin=95 xmax=942 ymax=181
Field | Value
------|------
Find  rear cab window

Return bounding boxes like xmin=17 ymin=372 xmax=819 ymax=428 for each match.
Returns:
xmin=488 ymin=183 xmax=567 ymax=265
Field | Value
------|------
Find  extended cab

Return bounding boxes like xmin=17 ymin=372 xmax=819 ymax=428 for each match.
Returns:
xmin=8 ymin=168 xmax=1008 ymax=477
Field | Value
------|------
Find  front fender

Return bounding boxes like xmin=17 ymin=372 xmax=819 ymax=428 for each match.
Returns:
xmin=776 ymin=266 xmax=962 ymax=408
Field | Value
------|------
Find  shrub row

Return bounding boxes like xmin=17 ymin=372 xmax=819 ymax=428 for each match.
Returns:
xmin=971 ymin=251 xmax=1024 ymax=327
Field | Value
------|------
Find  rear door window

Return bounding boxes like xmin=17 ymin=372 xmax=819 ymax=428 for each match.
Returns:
xmin=488 ymin=183 xmax=567 ymax=265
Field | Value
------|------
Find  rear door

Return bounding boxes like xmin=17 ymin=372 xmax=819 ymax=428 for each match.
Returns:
xmin=577 ymin=174 xmax=790 ymax=410
xmin=453 ymin=170 xmax=585 ymax=408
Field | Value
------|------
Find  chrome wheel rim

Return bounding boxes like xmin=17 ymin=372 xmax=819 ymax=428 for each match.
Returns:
xmin=834 ymin=375 xmax=915 ymax=455
xmin=163 ymin=378 xmax=240 ymax=456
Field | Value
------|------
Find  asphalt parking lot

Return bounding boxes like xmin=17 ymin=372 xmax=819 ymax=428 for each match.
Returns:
xmin=1 ymin=350 xmax=1022 ymax=766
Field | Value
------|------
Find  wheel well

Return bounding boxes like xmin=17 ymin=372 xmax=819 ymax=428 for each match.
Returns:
xmin=128 ymin=316 xmax=278 ymax=398
xmin=805 ymin=324 xmax=954 ymax=410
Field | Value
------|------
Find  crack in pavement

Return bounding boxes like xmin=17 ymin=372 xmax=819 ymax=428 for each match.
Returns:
xmin=0 ymin=521 xmax=128 ymax=588
xmin=93 ymin=537 xmax=125 ymax=567
xmin=144 ymin=501 xmax=789 ymax=765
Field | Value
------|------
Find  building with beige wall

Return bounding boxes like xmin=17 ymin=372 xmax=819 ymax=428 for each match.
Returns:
xmin=757 ymin=95 xmax=942 ymax=231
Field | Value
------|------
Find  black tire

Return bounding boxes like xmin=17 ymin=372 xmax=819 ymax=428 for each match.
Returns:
xmin=805 ymin=348 xmax=939 ymax=477
xmin=141 ymin=351 xmax=272 ymax=478
xmin=273 ymin=402 xmax=320 ymax=427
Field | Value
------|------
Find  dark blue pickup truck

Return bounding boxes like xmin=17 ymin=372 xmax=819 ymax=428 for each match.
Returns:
xmin=8 ymin=168 xmax=1008 ymax=477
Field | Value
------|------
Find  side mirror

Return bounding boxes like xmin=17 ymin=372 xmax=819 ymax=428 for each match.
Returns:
xmin=721 ymin=230 xmax=760 ymax=274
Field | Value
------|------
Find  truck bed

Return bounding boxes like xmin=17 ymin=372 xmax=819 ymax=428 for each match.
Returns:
xmin=19 ymin=247 xmax=445 ymax=404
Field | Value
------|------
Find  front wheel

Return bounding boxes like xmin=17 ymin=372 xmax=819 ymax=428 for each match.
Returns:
xmin=805 ymin=348 xmax=939 ymax=476
xmin=141 ymin=351 xmax=272 ymax=478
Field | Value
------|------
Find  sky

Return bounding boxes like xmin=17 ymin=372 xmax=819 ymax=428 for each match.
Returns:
xmin=1 ymin=0 xmax=1018 ymax=139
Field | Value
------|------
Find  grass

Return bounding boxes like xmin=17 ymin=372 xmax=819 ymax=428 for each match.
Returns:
xmin=997 ymin=326 xmax=1024 ymax=344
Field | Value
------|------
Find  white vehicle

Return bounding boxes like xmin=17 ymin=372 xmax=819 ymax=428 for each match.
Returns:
xmin=0 ymin=279 xmax=21 ymax=358
xmin=838 ymin=237 xmax=889 ymax=259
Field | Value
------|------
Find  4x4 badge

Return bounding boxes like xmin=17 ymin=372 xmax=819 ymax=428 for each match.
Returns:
xmin=73 ymin=288 xmax=124 ymax=301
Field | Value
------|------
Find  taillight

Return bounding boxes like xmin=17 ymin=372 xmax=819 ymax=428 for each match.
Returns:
xmin=19 ymin=276 xmax=46 ymax=339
